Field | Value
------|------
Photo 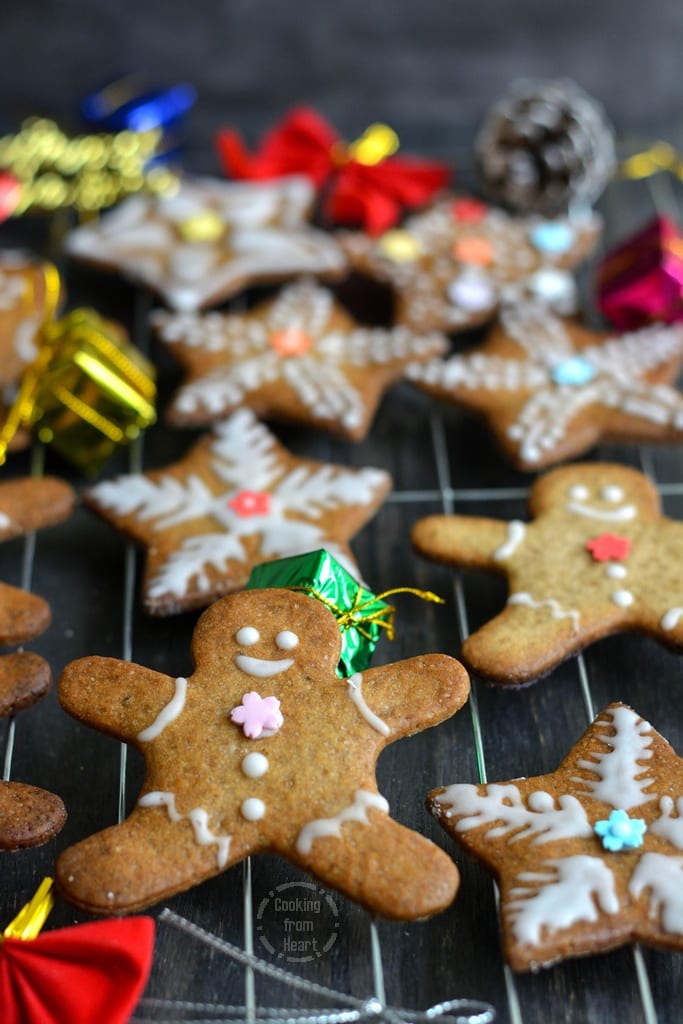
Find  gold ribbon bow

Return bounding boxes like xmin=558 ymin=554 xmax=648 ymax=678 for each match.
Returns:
xmin=290 ymin=584 xmax=444 ymax=642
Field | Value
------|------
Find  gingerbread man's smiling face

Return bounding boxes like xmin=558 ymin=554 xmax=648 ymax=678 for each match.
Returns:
xmin=190 ymin=587 xmax=343 ymax=683
xmin=529 ymin=464 xmax=661 ymax=523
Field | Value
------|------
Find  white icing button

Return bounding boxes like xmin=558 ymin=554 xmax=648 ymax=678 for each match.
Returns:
xmin=601 ymin=485 xmax=624 ymax=503
xmin=568 ymin=484 xmax=589 ymax=501
xmin=606 ymin=564 xmax=627 ymax=579
xmin=276 ymin=630 xmax=299 ymax=650
xmin=236 ymin=626 xmax=260 ymax=646
xmin=241 ymin=752 xmax=269 ymax=779
xmin=611 ymin=590 xmax=634 ymax=608
xmin=241 ymin=797 xmax=266 ymax=821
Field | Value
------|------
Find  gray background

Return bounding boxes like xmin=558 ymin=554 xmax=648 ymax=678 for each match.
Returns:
xmin=5 ymin=0 xmax=683 ymax=152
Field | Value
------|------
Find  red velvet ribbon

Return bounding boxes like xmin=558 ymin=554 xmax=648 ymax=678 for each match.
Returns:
xmin=216 ymin=106 xmax=450 ymax=234
xmin=1 ymin=916 xmax=155 ymax=1024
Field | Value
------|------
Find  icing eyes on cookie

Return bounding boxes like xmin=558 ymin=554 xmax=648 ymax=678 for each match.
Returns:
xmin=236 ymin=627 xmax=260 ymax=646
xmin=601 ymin=485 xmax=624 ymax=503
xmin=568 ymin=484 xmax=589 ymax=501
xmin=276 ymin=630 xmax=299 ymax=650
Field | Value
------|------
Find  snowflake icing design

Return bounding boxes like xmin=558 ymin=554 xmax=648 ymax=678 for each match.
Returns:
xmin=152 ymin=279 xmax=447 ymax=436
xmin=406 ymin=300 xmax=683 ymax=467
xmin=341 ymin=199 xmax=600 ymax=332
xmin=429 ymin=704 xmax=683 ymax=968
xmin=65 ymin=177 xmax=347 ymax=312
xmin=86 ymin=409 xmax=391 ymax=611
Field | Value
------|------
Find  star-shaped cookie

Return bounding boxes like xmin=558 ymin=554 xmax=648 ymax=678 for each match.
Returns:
xmin=0 ymin=475 xmax=75 ymax=644
xmin=56 ymin=586 xmax=470 ymax=918
xmin=0 ymin=254 xmax=61 ymax=450
xmin=65 ymin=176 xmax=347 ymax=312
xmin=405 ymin=300 xmax=683 ymax=470
xmin=152 ymin=278 xmax=447 ymax=438
xmin=85 ymin=409 xmax=392 ymax=615
xmin=412 ymin=462 xmax=683 ymax=686
xmin=341 ymin=195 xmax=600 ymax=332
xmin=429 ymin=703 xmax=683 ymax=970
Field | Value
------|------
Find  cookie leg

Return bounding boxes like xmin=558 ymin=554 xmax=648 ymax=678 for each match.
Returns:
xmin=291 ymin=812 xmax=459 ymax=920
xmin=56 ymin=806 xmax=251 ymax=914
xmin=463 ymin=605 xmax=585 ymax=685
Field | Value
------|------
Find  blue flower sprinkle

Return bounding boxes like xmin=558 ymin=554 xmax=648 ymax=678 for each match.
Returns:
xmin=550 ymin=356 xmax=597 ymax=387
xmin=594 ymin=809 xmax=647 ymax=851
xmin=529 ymin=221 xmax=575 ymax=254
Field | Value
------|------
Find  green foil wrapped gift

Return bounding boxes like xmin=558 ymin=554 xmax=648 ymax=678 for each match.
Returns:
xmin=247 ymin=548 xmax=443 ymax=678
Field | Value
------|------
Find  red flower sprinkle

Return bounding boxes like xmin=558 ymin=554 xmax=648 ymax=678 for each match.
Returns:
xmin=586 ymin=533 xmax=632 ymax=562
xmin=228 ymin=490 xmax=271 ymax=518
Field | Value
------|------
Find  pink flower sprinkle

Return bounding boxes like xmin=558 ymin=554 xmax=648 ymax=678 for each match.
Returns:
xmin=230 ymin=691 xmax=283 ymax=739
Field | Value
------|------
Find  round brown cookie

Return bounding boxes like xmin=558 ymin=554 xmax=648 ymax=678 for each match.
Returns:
xmin=0 ymin=780 xmax=67 ymax=850
xmin=65 ymin=176 xmax=347 ymax=313
xmin=405 ymin=300 xmax=683 ymax=471
xmin=0 ymin=581 xmax=51 ymax=645
xmin=84 ymin=408 xmax=391 ymax=616
xmin=152 ymin=278 xmax=447 ymax=439
xmin=56 ymin=586 xmax=470 ymax=918
xmin=340 ymin=194 xmax=600 ymax=333
xmin=0 ymin=476 xmax=76 ymax=540
xmin=428 ymin=703 xmax=683 ymax=971
xmin=0 ymin=651 xmax=51 ymax=716
xmin=412 ymin=462 xmax=683 ymax=686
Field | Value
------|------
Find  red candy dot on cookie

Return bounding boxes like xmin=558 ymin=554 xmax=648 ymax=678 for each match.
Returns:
xmin=586 ymin=533 xmax=632 ymax=562
xmin=270 ymin=328 xmax=314 ymax=356
xmin=450 ymin=198 xmax=487 ymax=224
xmin=228 ymin=490 xmax=271 ymax=518
xmin=453 ymin=236 xmax=494 ymax=266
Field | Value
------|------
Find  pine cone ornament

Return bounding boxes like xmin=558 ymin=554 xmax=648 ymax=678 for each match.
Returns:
xmin=475 ymin=78 xmax=616 ymax=216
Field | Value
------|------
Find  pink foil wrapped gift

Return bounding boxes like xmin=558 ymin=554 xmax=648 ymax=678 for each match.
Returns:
xmin=597 ymin=215 xmax=683 ymax=328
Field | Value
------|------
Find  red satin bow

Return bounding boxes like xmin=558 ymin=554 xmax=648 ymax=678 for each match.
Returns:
xmin=1 ymin=916 xmax=155 ymax=1024
xmin=216 ymin=106 xmax=451 ymax=235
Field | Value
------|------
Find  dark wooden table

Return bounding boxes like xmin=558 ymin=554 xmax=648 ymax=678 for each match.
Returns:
xmin=1 ymin=135 xmax=682 ymax=1024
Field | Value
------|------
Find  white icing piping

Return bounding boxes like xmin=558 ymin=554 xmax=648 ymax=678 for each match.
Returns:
xmin=138 ymin=791 xmax=232 ymax=867
xmin=650 ymin=796 xmax=683 ymax=850
xmin=296 ymin=789 xmax=389 ymax=855
xmin=566 ymin=501 xmax=637 ymax=522
xmin=507 ymin=592 xmax=580 ymax=631
xmin=137 ymin=677 xmax=188 ymax=742
xmin=0 ymin=511 xmax=11 ymax=531
xmin=661 ymin=608 xmax=683 ymax=631
xmin=235 ymin=654 xmax=294 ymax=678
xmin=493 ymin=520 xmax=526 ymax=561
xmin=346 ymin=674 xmax=390 ymax=736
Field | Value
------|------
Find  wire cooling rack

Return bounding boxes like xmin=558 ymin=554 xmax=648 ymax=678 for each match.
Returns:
xmin=1 ymin=140 xmax=683 ymax=1024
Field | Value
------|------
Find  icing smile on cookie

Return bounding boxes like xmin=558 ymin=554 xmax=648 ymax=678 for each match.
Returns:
xmin=565 ymin=484 xmax=636 ymax=522
xmin=234 ymin=654 xmax=294 ymax=678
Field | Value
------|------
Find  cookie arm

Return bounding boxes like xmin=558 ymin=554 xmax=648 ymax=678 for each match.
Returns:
xmin=411 ymin=514 xmax=512 ymax=571
xmin=59 ymin=656 xmax=178 ymax=743
xmin=359 ymin=654 xmax=470 ymax=739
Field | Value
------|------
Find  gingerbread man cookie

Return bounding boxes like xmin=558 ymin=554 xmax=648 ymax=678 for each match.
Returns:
xmin=84 ymin=409 xmax=391 ymax=615
xmin=152 ymin=278 xmax=447 ymax=439
xmin=429 ymin=703 xmax=683 ymax=970
xmin=413 ymin=462 xmax=683 ymax=686
xmin=65 ymin=176 xmax=347 ymax=312
xmin=406 ymin=300 xmax=683 ymax=470
xmin=56 ymin=586 xmax=470 ymax=918
xmin=341 ymin=195 xmax=600 ymax=332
